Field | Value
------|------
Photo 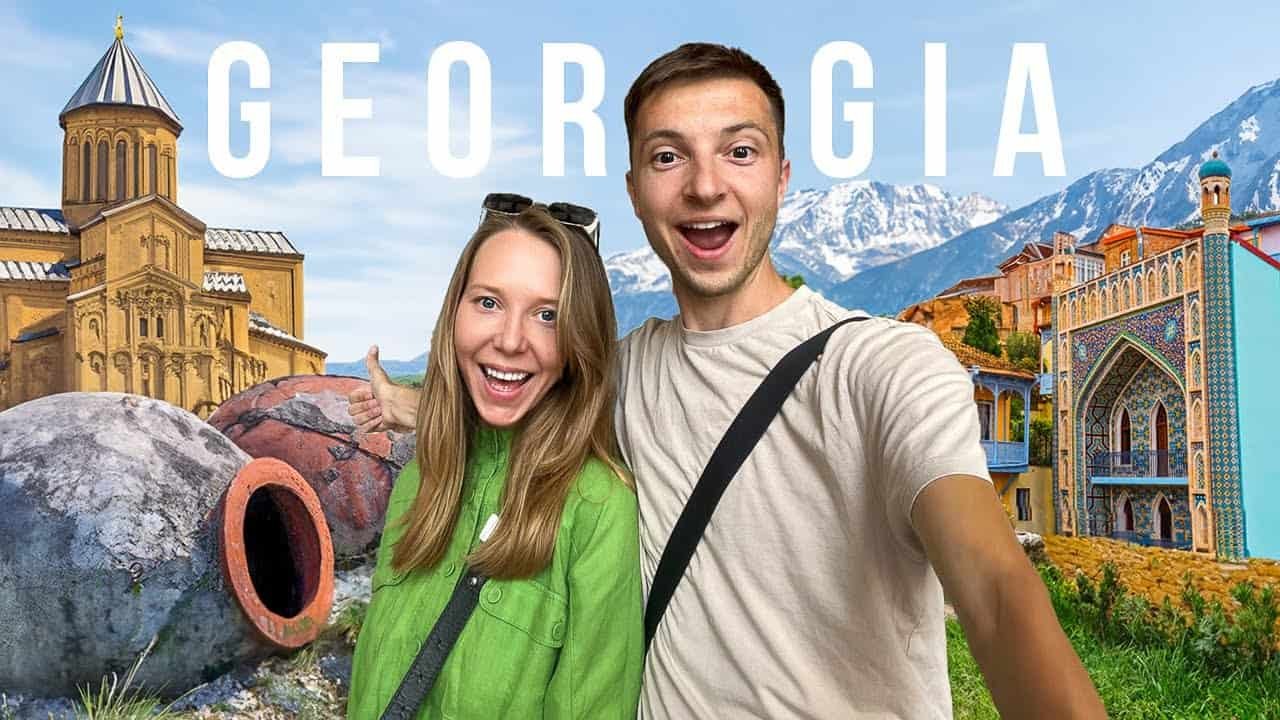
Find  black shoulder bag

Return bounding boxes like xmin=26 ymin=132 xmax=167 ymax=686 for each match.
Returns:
xmin=380 ymin=569 xmax=488 ymax=720
xmin=643 ymin=316 xmax=869 ymax=650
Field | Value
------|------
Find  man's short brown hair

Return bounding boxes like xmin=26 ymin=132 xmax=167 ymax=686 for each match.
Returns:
xmin=624 ymin=43 xmax=786 ymax=160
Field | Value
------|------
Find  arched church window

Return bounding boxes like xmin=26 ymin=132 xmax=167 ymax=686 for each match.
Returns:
xmin=139 ymin=317 xmax=148 ymax=338
xmin=81 ymin=141 xmax=91 ymax=202
xmin=147 ymin=145 xmax=158 ymax=195
xmin=96 ymin=140 xmax=108 ymax=201
xmin=133 ymin=143 xmax=140 ymax=197
xmin=115 ymin=141 xmax=126 ymax=202
xmin=156 ymin=316 xmax=165 ymax=339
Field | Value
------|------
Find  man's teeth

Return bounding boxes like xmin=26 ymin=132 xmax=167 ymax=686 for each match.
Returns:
xmin=683 ymin=221 xmax=731 ymax=230
xmin=484 ymin=366 xmax=530 ymax=382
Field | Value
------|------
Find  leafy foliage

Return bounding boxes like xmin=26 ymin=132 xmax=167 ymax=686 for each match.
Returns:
xmin=1004 ymin=331 xmax=1041 ymax=373
xmin=961 ymin=296 xmax=1002 ymax=356
xmin=1029 ymin=418 xmax=1054 ymax=466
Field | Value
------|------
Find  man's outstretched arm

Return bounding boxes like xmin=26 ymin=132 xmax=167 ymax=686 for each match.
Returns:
xmin=912 ymin=475 xmax=1106 ymax=719
xmin=347 ymin=345 xmax=422 ymax=434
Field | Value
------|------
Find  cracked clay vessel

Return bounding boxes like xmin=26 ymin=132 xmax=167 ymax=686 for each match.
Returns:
xmin=0 ymin=393 xmax=334 ymax=698
xmin=208 ymin=375 xmax=415 ymax=560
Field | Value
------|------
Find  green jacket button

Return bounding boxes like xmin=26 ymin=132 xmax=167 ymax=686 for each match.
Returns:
xmin=551 ymin=620 xmax=565 ymax=641
xmin=444 ymin=562 xmax=457 ymax=577
xmin=485 ymin=585 xmax=502 ymax=604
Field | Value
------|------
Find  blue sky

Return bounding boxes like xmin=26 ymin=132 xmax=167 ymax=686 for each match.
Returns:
xmin=3 ymin=1 xmax=1280 ymax=362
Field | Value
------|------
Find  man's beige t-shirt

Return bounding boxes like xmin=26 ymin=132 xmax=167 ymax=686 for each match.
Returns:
xmin=616 ymin=287 xmax=992 ymax=719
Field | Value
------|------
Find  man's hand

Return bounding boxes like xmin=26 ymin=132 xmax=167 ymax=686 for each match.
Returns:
xmin=913 ymin=475 xmax=1106 ymax=719
xmin=347 ymin=345 xmax=421 ymax=434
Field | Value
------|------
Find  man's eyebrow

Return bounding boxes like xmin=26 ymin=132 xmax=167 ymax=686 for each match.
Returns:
xmin=722 ymin=121 xmax=770 ymax=138
xmin=639 ymin=128 xmax=685 ymax=145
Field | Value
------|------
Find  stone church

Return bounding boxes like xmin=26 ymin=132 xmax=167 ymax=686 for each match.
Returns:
xmin=0 ymin=19 xmax=325 ymax=417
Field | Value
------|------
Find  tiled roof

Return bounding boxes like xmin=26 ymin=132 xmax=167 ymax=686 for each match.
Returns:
xmin=205 ymin=228 xmax=300 ymax=256
xmin=0 ymin=260 xmax=71 ymax=282
xmin=61 ymin=37 xmax=181 ymax=128
xmin=0 ymin=207 xmax=68 ymax=234
xmin=939 ymin=332 xmax=1035 ymax=378
xmin=0 ymin=209 xmax=301 ymax=258
xmin=249 ymin=311 xmax=324 ymax=356
xmin=203 ymin=271 xmax=248 ymax=294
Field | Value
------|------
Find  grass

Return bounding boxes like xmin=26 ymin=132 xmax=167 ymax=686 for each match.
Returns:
xmin=948 ymin=609 xmax=1280 ymax=719
xmin=76 ymin=637 xmax=184 ymax=720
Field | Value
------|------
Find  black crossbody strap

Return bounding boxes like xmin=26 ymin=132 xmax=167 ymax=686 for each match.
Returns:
xmin=643 ymin=315 xmax=870 ymax=650
xmin=381 ymin=569 xmax=488 ymax=720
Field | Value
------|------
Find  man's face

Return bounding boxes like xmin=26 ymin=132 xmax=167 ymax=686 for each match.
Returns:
xmin=626 ymin=77 xmax=791 ymax=299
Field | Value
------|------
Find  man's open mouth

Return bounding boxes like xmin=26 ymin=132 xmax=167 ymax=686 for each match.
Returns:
xmin=678 ymin=220 xmax=739 ymax=254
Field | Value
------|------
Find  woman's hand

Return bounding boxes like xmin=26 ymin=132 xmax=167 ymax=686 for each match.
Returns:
xmin=348 ymin=345 xmax=421 ymax=434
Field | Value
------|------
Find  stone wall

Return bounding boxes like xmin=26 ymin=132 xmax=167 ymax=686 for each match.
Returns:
xmin=1044 ymin=535 xmax=1280 ymax=609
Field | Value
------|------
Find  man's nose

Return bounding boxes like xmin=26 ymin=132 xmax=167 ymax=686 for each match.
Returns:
xmin=684 ymin=157 xmax=727 ymax=205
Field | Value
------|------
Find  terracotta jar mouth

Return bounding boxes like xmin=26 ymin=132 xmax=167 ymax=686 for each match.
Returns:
xmin=220 ymin=457 xmax=334 ymax=648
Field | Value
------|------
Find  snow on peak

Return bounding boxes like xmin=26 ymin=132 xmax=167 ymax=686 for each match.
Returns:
xmin=1240 ymin=115 xmax=1260 ymax=143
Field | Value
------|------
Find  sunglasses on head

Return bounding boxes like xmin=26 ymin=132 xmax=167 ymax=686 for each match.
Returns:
xmin=481 ymin=193 xmax=600 ymax=250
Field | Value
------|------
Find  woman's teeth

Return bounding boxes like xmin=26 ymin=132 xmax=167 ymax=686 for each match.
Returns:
xmin=484 ymin=366 xmax=530 ymax=383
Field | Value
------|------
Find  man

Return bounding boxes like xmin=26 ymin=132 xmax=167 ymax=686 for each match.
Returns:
xmin=351 ymin=43 xmax=1104 ymax=719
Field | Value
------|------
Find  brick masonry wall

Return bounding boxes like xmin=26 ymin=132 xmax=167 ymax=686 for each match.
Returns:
xmin=1044 ymin=535 xmax=1280 ymax=610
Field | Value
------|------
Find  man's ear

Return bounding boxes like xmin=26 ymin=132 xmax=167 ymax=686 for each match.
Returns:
xmin=776 ymin=157 xmax=792 ymax=207
xmin=625 ymin=169 xmax=640 ymax=217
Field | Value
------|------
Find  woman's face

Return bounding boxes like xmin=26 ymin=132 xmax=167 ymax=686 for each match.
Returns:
xmin=454 ymin=229 xmax=565 ymax=428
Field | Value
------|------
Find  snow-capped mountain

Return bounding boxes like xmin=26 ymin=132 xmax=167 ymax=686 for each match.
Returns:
xmin=831 ymin=78 xmax=1280 ymax=315
xmin=606 ymin=181 xmax=1007 ymax=333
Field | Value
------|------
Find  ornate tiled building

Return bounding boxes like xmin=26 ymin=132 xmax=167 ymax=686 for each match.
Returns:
xmin=1053 ymin=154 xmax=1280 ymax=561
xmin=0 ymin=19 xmax=325 ymax=417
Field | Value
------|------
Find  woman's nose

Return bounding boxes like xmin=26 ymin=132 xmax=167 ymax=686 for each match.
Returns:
xmin=492 ymin=314 xmax=527 ymax=354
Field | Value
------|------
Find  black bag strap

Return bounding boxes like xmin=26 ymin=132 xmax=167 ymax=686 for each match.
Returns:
xmin=381 ymin=569 xmax=488 ymax=720
xmin=643 ymin=315 xmax=870 ymax=650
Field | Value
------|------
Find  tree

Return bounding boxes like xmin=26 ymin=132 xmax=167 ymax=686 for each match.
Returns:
xmin=1005 ymin=331 xmax=1041 ymax=374
xmin=782 ymin=273 xmax=806 ymax=289
xmin=962 ymin=296 xmax=1002 ymax=356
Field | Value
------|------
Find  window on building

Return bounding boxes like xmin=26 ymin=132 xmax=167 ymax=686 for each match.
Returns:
xmin=156 ymin=316 xmax=164 ymax=338
xmin=147 ymin=145 xmax=158 ymax=195
xmin=139 ymin=318 xmax=148 ymax=338
xmin=115 ymin=141 xmax=126 ymax=202
xmin=133 ymin=144 xmax=140 ymax=197
xmin=1120 ymin=250 xmax=1131 ymax=266
xmin=96 ymin=141 xmax=108 ymax=201
xmin=976 ymin=401 xmax=993 ymax=442
xmin=1016 ymin=488 xmax=1032 ymax=522
xmin=81 ymin=141 xmax=91 ymax=202
xmin=1117 ymin=409 xmax=1132 ymax=463
xmin=166 ymin=155 xmax=175 ymax=198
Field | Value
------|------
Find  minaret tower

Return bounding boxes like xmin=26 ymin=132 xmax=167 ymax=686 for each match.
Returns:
xmin=1199 ymin=151 xmax=1232 ymax=237
xmin=59 ymin=16 xmax=183 ymax=228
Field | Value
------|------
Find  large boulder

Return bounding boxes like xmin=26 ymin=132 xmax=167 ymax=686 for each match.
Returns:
xmin=208 ymin=375 xmax=414 ymax=560
xmin=0 ymin=393 xmax=333 ymax=698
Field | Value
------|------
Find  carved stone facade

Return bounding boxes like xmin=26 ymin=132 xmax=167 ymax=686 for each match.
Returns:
xmin=0 ymin=24 xmax=324 ymax=417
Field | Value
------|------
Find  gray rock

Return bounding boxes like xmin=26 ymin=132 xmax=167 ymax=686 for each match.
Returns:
xmin=0 ymin=393 xmax=311 ymax=698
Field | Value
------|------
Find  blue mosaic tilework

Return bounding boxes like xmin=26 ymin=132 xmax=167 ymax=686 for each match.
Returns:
xmin=1202 ymin=233 xmax=1245 ymax=562
xmin=1106 ymin=486 xmax=1191 ymax=546
xmin=1071 ymin=302 xmax=1185 ymax=390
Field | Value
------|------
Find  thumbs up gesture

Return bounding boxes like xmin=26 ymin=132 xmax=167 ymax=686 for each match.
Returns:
xmin=348 ymin=345 xmax=420 ymax=434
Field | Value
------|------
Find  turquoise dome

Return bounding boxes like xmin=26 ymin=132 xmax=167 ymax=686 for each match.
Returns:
xmin=1200 ymin=157 xmax=1231 ymax=179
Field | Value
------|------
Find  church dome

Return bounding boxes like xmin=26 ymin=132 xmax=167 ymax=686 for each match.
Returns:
xmin=1199 ymin=153 xmax=1231 ymax=180
xmin=59 ymin=25 xmax=181 ymax=130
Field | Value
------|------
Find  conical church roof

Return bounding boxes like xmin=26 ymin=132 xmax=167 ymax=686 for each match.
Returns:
xmin=60 ymin=30 xmax=181 ymax=130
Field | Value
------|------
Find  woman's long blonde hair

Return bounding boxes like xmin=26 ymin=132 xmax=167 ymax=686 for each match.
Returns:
xmin=391 ymin=206 xmax=628 ymax=579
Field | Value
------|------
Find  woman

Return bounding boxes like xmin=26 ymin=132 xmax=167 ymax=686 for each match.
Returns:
xmin=347 ymin=206 xmax=642 ymax=719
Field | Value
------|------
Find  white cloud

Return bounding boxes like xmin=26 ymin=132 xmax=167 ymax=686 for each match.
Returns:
xmin=128 ymin=26 xmax=226 ymax=66
xmin=0 ymin=159 xmax=58 ymax=208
